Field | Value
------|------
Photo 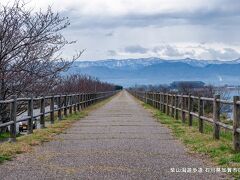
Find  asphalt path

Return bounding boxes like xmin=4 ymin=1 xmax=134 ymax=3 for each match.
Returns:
xmin=0 ymin=91 xmax=228 ymax=179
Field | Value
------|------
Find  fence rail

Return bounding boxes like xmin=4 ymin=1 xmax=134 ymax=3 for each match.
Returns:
xmin=129 ymin=90 xmax=240 ymax=152
xmin=0 ymin=91 xmax=118 ymax=141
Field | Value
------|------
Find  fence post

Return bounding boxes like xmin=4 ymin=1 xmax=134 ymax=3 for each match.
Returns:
xmin=91 ymin=93 xmax=93 ymax=104
xmin=50 ymin=96 xmax=54 ymax=124
xmin=88 ymin=93 xmax=91 ymax=106
xmin=149 ymin=92 xmax=151 ymax=105
xmin=73 ymin=95 xmax=77 ymax=113
xmin=88 ymin=93 xmax=90 ymax=106
xmin=147 ymin=92 xmax=149 ymax=104
xmin=174 ymin=95 xmax=179 ymax=120
xmin=80 ymin=94 xmax=83 ymax=110
xmin=156 ymin=93 xmax=158 ymax=108
xmin=80 ymin=94 xmax=84 ymax=110
xmin=153 ymin=93 xmax=155 ymax=107
xmin=144 ymin=92 xmax=147 ymax=103
xmin=77 ymin=94 xmax=80 ymax=111
xmin=198 ymin=96 xmax=203 ymax=133
xmin=58 ymin=95 xmax=62 ymax=120
xmin=9 ymin=95 xmax=17 ymax=142
xmin=149 ymin=92 xmax=152 ymax=106
xmin=92 ymin=93 xmax=95 ymax=104
xmin=171 ymin=94 xmax=174 ymax=117
xmin=83 ymin=94 xmax=86 ymax=108
xmin=161 ymin=93 xmax=164 ymax=112
xmin=69 ymin=95 xmax=73 ymax=114
xmin=85 ymin=94 xmax=87 ymax=107
xmin=145 ymin=92 xmax=147 ymax=103
xmin=166 ymin=94 xmax=170 ymax=115
xmin=96 ymin=93 xmax=98 ymax=103
xmin=40 ymin=97 xmax=45 ymax=128
xmin=159 ymin=93 xmax=162 ymax=111
xmin=27 ymin=96 xmax=33 ymax=134
xmin=153 ymin=92 xmax=157 ymax=108
xmin=91 ymin=93 xmax=94 ymax=104
xmin=233 ymin=96 xmax=240 ymax=151
xmin=188 ymin=94 xmax=193 ymax=126
xmin=213 ymin=94 xmax=220 ymax=139
xmin=157 ymin=93 xmax=160 ymax=109
xmin=163 ymin=94 xmax=166 ymax=113
xmin=181 ymin=94 xmax=185 ymax=123
xmin=149 ymin=92 xmax=150 ymax=105
xmin=64 ymin=95 xmax=68 ymax=116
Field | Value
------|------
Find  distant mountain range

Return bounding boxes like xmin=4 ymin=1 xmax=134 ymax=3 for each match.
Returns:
xmin=66 ymin=57 xmax=240 ymax=87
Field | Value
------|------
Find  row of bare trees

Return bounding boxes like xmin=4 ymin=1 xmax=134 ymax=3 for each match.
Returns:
xmin=131 ymin=84 xmax=216 ymax=98
xmin=54 ymin=74 xmax=117 ymax=94
xmin=130 ymin=83 xmax=235 ymax=117
xmin=0 ymin=1 xmax=119 ymax=132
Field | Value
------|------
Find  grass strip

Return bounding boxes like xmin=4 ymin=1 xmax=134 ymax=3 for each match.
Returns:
xmin=142 ymin=102 xmax=240 ymax=178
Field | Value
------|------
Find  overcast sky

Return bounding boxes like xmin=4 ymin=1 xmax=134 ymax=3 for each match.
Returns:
xmin=2 ymin=0 xmax=240 ymax=61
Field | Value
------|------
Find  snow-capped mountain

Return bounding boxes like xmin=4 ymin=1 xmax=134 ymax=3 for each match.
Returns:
xmin=74 ymin=57 xmax=162 ymax=70
xmin=66 ymin=57 xmax=240 ymax=87
xmin=73 ymin=57 xmax=240 ymax=69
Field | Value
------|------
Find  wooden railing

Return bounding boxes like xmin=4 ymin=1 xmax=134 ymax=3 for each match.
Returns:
xmin=0 ymin=91 xmax=118 ymax=141
xmin=130 ymin=90 xmax=240 ymax=151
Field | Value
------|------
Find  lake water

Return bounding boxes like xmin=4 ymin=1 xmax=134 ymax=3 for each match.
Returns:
xmin=220 ymin=90 xmax=240 ymax=120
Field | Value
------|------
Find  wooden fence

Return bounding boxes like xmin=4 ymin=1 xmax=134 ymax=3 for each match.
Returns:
xmin=0 ymin=91 xmax=118 ymax=142
xmin=130 ymin=91 xmax=240 ymax=151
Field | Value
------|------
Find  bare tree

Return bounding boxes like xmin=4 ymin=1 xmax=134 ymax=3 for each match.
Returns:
xmin=0 ymin=1 xmax=83 ymax=131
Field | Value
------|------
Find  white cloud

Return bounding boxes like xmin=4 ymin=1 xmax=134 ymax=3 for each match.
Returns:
xmin=1 ymin=0 xmax=240 ymax=60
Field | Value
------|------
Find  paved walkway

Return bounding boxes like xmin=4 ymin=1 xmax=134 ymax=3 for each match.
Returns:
xmin=0 ymin=91 xmax=228 ymax=179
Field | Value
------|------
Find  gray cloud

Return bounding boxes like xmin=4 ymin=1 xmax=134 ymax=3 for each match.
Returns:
xmin=41 ymin=1 xmax=240 ymax=60
xmin=124 ymin=45 xmax=149 ymax=54
xmin=152 ymin=45 xmax=187 ymax=57
xmin=105 ymin=31 xmax=114 ymax=37
xmin=107 ymin=50 xmax=117 ymax=56
xmin=160 ymin=45 xmax=182 ymax=57
xmin=65 ymin=0 xmax=240 ymax=30
xmin=200 ymin=47 xmax=240 ymax=60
